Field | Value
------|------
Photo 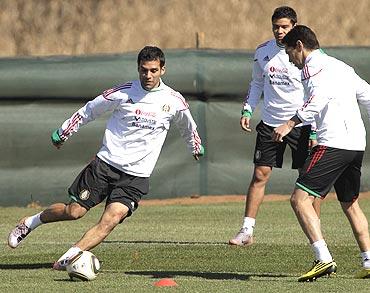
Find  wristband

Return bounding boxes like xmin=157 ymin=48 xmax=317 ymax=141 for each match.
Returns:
xmin=241 ymin=110 xmax=252 ymax=118
xmin=198 ymin=145 xmax=205 ymax=156
xmin=309 ymin=130 xmax=317 ymax=140
xmin=51 ymin=129 xmax=63 ymax=144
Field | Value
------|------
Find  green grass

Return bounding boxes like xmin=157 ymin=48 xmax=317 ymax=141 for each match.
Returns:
xmin=1 ymin=198 xmax=370 ymax=292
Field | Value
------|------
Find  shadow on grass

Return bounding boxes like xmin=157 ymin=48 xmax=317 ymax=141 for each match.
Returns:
xmin=125 ymin=270 xmax=290 ymax=280
xmin=103 ymin=240 xmax=226 ymax=245
xmin=0 ymin=263 xmax=52 ymax=270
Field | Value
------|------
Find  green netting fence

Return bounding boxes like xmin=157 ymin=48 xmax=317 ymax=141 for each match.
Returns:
xmin=0 ymin=48 xmax=369 ymax=206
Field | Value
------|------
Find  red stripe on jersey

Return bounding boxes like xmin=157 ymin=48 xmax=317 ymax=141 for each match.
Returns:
xmin=306 ymin=145 xmax=327 ymax=172
xmin=102 ymin=94 xmax=115 ymax=101
xmin=192 ymin=130 xmax=201 ymax=145
xmin=62 ymin=113 xmax=81 ymax=135
xmin=61 ymin=113 xmax=83 ymax=138
xmin=300 ymin=95 xmax=315 ymax=110
xmin=103 ymin=82 xmax=132 ymax=98
xmin=302 ymin=65 xmax=322 ymax=81
xmin=192 ymin=130 xmax=202 ymax=153
xmin=302 ymin=65 xmax=309 ymax=80
xmin=171 ymin=91 xmax=189 ymax=109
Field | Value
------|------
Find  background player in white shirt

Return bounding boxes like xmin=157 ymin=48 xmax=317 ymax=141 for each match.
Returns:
xmin=8 ymin=46 xmax=204 ymax=270
xmin=229 ymin=6 xmax=320 ymax=246
xmin=273 ymin=25 xmax=370 ymax=281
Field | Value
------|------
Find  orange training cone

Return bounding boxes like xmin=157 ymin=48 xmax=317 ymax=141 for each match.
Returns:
xmin=153 ymin=278 xmax=178 ymax=287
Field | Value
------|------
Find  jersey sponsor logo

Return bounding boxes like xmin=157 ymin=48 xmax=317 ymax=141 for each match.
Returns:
xmin=131 ymin=121 xmax=155 ymax=130
xmin=135 ymin=109 xmax=156 ymax=117
xmin=134 ymin=116 xmax=156 ymax=124
xmin=79 ymin=189 xmax=90 ymax=201
xmin=132 ymin=108 xmax=157 ymax=130
xmin=268 ymin=70 xmax=290 ymax=86
xmin=269 ymin=74 xmax=289 ymax=80
xmin=269 ymin=66 xmax=288 ymax=74
xmin=269 ymin=80 xmax=290 ymax=85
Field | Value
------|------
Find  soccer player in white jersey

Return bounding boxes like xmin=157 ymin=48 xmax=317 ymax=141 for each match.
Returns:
xmin=273 ymin=25 xmax=370 ymax=281
xmin=229 ymin=6 xmax=320 ymax=246
xmin=8 ymin=46 xmax=204 ymax=270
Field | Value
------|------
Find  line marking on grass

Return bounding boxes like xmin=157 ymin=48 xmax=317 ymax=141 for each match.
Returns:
xmin=102 ymin=240 xmax=228 ymax=246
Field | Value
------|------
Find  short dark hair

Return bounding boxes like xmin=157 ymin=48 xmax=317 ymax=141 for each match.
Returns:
xmin=137 ymin=46 xmax=165 ymax=67
xmin=271 ymin=6 xmax=297 ymax=24
xmin=282 ymin=25 xmax=320 ymax=50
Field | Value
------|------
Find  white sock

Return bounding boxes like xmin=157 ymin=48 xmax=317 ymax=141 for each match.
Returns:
xmin=361 ymin=251 xmax=370 ymax=269
xmin=242 ymin=217 xmax=255 ymax=235
xmin=311 ymin=239 xmax=333 ymax=262
xmin=57 ymin=246 xmax=82 ymax=262
xmin=24 ymin=212 xmax=43 ymax=230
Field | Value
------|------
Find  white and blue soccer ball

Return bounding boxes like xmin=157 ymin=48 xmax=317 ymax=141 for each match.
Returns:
xmin=66 ymin=251 xmax=101 ymax=281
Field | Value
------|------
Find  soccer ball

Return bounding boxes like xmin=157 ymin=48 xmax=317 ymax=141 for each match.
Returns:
xmin=66 ymin=251 xmax=101 ymax=281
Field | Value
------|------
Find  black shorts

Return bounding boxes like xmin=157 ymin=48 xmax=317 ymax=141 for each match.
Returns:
xmin=253 ymin=121 xmax=311 ymax=169
xmin=68 ymin=157 xmax=149 ymax=217
xmin=296 ymin=146 xmax=363 ymax=202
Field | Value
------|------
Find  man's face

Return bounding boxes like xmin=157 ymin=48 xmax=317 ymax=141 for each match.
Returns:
xmin=285 ymin=45 xmax=305 ymax=69
xmin=138 ymin=59 xmax=165 ymax=91
xmin=272 ymin=18 xmax=294 ymax=44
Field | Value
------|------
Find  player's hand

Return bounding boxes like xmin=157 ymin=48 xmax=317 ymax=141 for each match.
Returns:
xmin=51 ymin=129 xmax=64 ymax=149
xmin=273 ymin=123 xmax=292 ymax=142
xmin=308 ymin=130 xmax=318 ymax=149
xmin=309 ymin=139 xmax=318 ymax=149
xmin=240 ymin=116 xmax=252 ymax=132
xmin=193 ymin=145 xmax=205 ymax=161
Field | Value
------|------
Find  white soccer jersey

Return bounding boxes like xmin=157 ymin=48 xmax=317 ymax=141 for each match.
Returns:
xmin=57 ymin=79 xmax=202 ymax=177
xmin=296 ymin=49 xmax=370 ymax=151
xmin=243 ymin=39 xmax=308 ymax=127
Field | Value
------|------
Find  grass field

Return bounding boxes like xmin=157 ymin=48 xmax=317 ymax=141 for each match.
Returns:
xmin=1 ymin=197 xmax=370 ymax=292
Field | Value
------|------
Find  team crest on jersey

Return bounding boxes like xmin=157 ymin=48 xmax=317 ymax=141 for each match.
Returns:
xmin=162 ymin=104 xmax=171 ymax=112
xmin=79 ymin=189 xmax=90 ymax=201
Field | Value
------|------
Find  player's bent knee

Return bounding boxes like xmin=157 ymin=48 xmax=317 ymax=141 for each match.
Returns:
xmin=66 ymin=203 xmax=88 ymax=220
xmin=290 ymin=195 xmax=299 ymax=210
xmin=253 ymin=167 xmax=272 ymax=184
